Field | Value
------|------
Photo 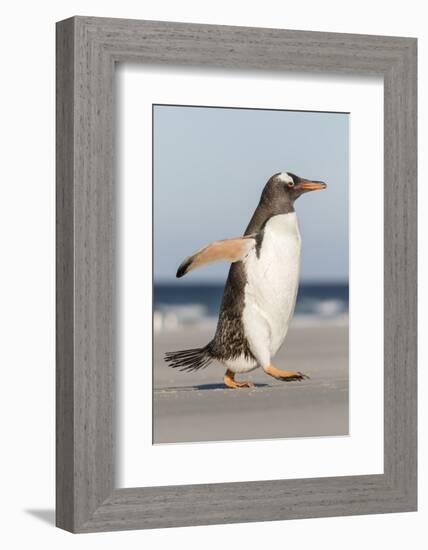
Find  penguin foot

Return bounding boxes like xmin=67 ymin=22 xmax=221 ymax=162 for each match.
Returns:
xmin=224 ymin=369 xmax=254 ymax=389
xmin=264 ymin=364 xmax=310 ymax=382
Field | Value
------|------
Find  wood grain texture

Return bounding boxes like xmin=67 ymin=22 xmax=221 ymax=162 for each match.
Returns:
xmin=56 ymin=16 xmax=417 ymax=532
xmin=56 ymin=17 xmax=75 ymax=532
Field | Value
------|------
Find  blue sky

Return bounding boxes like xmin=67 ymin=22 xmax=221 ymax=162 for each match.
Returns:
xmin=153 ymin=105 xmax=348 ymax=283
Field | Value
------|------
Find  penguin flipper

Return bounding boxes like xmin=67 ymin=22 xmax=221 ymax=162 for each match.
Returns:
xmin=176 ymin=235 xmax=256 ymax=278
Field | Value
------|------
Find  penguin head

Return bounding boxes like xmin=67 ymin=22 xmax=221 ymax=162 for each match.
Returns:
xmin=260 ymin=171 xmax=327 ymax=211
xmin=275 ymin=172 xmax=327 ymax=198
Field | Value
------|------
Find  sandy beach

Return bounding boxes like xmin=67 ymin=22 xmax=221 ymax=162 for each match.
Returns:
xmin=153 ymin=321 xmax=349 ymax=444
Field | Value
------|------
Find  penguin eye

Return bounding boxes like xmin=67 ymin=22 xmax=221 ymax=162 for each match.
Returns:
xmin=287 ymin=181 xmax=295 ymax=188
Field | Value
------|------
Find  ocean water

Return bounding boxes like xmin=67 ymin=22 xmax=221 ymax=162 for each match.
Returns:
xmin=154 ymin=282 xmax=348 ymax=331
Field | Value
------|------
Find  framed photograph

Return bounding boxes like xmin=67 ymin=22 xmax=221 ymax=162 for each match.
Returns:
xmin=56 ymin=16 xmax=417 ymax=532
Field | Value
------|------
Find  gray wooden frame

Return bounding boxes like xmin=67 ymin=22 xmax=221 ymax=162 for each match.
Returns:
xmin=56 ymin=16 xmax=417 ymax=533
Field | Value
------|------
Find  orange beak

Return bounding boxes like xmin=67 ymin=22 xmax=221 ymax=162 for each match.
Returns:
xmin=298 ymin=180 xmax=327 ymax=191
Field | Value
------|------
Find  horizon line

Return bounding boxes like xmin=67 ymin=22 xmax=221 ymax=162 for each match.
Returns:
xmin=154 ymin=279 xmax=349 ymax=286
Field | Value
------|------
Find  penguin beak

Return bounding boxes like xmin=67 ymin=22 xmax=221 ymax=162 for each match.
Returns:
xmin=297 ymin=180 xmax=327 ymax=192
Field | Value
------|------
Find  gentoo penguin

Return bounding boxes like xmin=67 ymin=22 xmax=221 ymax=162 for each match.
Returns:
xmin=165 ymin=172 xmax=327 ymax=388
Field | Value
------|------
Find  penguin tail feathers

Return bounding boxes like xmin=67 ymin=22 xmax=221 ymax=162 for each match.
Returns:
xmin=164 ymin=346 xmax=213 ymax=373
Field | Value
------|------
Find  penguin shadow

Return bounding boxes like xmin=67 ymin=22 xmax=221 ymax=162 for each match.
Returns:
xmin=192 ymin=382 xmax=269 ymax=391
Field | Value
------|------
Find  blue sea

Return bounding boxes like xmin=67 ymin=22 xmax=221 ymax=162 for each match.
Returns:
xmin=154 ymin=282 xmax=348 ymax=330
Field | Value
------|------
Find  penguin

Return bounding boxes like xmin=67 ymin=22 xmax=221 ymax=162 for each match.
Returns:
xmin=164 ymin=172 xmax=327 ymax=388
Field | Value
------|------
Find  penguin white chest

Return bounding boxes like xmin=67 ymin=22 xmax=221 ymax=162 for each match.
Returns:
xmin=243 ymin=212 xmax=301 ymax=361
